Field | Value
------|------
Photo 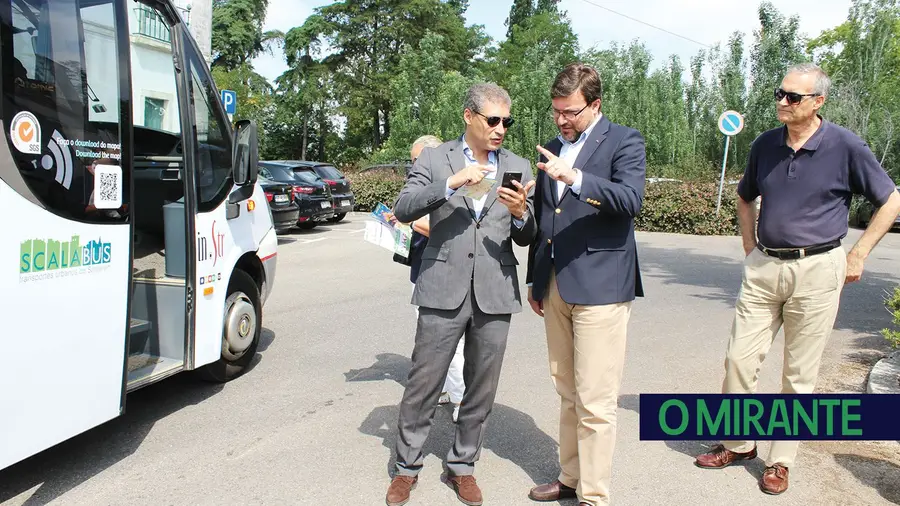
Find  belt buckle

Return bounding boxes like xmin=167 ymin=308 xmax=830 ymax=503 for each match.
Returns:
xmin=798 ymin=248 xmax=806 ymax=259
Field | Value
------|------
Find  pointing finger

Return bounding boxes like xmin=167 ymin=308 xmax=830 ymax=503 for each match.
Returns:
xmin=536 ymin=145 xmax=557 ymax=160
xmin=523 ymin=180 xmax=536 ymax=192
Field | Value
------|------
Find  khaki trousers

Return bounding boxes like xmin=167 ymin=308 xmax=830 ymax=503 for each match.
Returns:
xmin=722 ymin=246 xmax=846 ymax=467
xmin=543 ymin=270 xmax=632 ymax=505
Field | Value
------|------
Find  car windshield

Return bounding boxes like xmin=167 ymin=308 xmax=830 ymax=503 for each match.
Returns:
xmin=292 ymin=168 xmax=321 ymax=184
xmin=315 ymin=165 xmax=343 ymax=179
xmin=260 ymin=165 xmax=302 ymax=183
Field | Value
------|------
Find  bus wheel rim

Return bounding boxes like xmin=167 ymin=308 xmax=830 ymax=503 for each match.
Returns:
xmin=223 ymin=292 xmax=256 ymax=360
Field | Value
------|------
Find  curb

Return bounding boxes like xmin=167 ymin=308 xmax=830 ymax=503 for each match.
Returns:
xmin=866 ymin=350 xmax=900 ymax=394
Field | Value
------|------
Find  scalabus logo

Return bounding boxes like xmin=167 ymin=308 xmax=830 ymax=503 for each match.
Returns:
xmin=19 ymin=234 xmax=112 ymax=283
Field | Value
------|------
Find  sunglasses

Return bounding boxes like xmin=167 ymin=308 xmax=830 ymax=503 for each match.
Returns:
xmin=774 ymin=88 xmax=819 ymax=105
xmin=475 ymin=111 xmax=514 ymax=129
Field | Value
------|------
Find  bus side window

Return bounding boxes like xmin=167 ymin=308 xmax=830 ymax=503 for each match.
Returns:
xmin=186 ymin=50 xmax=232 ymax=211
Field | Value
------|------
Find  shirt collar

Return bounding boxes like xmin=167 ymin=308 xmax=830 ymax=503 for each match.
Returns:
xmin=779 ymin=114 xmax=828 ymax=151
xmin=558 ymin=112 xmax=603 ymax=146
xmin=461 ymin=134 xmax=498 ymax=166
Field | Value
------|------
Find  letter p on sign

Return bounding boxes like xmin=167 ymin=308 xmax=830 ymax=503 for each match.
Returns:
xmin=221 ymin=90 xmax=236 ymax=115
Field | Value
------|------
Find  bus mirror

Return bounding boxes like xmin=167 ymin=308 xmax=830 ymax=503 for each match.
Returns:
xmin=232 ymin=119 xmax=258 ymax=186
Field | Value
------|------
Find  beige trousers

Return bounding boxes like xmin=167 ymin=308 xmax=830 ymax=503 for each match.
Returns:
xmin=722 ymin=246 xmax=846 ymax=467
xmin=543 ymin=271 xmax=632 ymax=506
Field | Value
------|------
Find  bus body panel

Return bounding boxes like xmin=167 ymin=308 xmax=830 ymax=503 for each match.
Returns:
xmin=0 ymin=179 xmax=130 ymax=471
xmin=193 ymin=182 xmax=274 ymax=369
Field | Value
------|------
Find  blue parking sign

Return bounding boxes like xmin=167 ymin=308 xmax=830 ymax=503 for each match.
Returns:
xmin=221 ymin=89 xmax=236 ymax=115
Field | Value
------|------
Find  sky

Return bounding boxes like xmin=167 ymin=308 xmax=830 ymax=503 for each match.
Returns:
xmin=250 ymin=0 xmax=853 ymax=84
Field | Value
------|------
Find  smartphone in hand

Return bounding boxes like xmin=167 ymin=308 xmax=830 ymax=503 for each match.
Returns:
xmin=501 ymin=171 xmax=523 ymax=191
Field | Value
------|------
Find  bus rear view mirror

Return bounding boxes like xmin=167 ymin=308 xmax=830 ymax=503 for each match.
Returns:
xmin=232 ymin=119 xmax=258 ymax=186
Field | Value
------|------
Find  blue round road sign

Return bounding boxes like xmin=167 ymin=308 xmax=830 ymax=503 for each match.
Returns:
xmin=718 ymin=110 xmax=743 ymax=136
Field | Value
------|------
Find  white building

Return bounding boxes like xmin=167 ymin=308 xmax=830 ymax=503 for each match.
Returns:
xmin=173 ymin=0 xmax=213 ymax=64
xmin=82 ymin=0 xmax=213 ymax=135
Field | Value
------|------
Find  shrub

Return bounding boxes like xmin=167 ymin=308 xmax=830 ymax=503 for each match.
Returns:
xmin=635 ymin=181 xmax=740 ymax=236
xmin=347 ymin=171 xmax=406 ymax=212
xmin=881 ymin=287 xmax=900 ymax=349
xmin=347 ymin=172 xmax=741 ymax=236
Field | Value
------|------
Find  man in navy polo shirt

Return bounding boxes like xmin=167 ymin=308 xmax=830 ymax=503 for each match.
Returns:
xmin=695 ymin=63 xmax=900 ymax=495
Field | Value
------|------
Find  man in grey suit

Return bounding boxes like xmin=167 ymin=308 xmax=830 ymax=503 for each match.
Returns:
xmin=385 ymin=82 xmax=537 ymax=506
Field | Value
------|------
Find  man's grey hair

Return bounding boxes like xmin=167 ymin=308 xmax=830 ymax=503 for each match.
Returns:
xmin=463 ymin=82 xmax=511 ymax=113
xmin=786 ymin=62 xmax=831 ymax=98
xmin=411 ymin=135 xmax=442 ymax=149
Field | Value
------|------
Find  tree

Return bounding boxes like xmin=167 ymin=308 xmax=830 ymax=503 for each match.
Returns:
xmin=299 ymin=0 xmax=488 ymax=153
xmin=745 ymin=2 xmax=807 ymax=142
xmin=210 ymin=0 xmax=280 ymax=70
xmin=809 ymin=0 xmax=900 ymax=174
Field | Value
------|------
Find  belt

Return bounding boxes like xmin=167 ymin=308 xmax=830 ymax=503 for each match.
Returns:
xmin=756 ymin=239 xmax=841 ymax=260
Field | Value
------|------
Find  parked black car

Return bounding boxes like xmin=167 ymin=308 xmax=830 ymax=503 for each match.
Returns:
xmin=258 ymin=175 xmax=300 ymax=232
xmin=290 ymin=161 xmax=355 ymax=222
xmin=258 ymin=161 xmax=335 ymax=229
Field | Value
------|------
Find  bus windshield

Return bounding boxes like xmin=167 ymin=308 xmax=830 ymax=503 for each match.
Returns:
xmin=1 ymin=0 xmax=125 ymax=222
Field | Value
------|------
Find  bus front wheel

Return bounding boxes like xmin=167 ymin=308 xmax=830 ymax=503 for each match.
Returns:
xmin=197 ymin=269 xmax=262 ymax=383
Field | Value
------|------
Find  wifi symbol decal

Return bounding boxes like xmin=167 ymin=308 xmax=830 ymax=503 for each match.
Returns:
xmin=40 ymin=130 xmax=73 ymax=190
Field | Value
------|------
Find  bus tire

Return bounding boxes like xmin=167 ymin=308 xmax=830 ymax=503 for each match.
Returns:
xmin=196 ymin=269 xmax=261 ymax=383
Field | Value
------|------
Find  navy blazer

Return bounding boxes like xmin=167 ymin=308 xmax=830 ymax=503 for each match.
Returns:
xmin=526 ymin=115 xmax=646 ymax=306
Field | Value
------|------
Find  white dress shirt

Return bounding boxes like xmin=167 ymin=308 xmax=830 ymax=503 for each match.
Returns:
xmin=555 ymin=112 xmax=603 ymax=201
xmin=445 ymin=135 xmax=526 ymax=226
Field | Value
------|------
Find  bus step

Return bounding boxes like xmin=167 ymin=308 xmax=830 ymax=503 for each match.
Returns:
xmin=130 ymin=317 xmax=152 ymax=335
xmin=126 ymin=353 xmax=184 ymax=392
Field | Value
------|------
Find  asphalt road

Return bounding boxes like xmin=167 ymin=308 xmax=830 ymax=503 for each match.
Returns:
xmin=2 ymin=213 xmax=899 ymax=506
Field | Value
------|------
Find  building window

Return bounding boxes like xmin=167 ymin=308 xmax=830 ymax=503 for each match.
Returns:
xmin=143 ymin=97 xmax=166 ymax=130
xmin=134 ymin=5 xmax=170 ymax=42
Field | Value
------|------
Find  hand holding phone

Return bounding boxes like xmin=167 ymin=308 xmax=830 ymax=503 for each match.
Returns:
xmin=501 ymin=171 xmax=523 ymax=190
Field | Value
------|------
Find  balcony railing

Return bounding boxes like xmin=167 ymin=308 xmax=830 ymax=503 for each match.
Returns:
xmin=134 ymin=5 xmax=171 ymax=43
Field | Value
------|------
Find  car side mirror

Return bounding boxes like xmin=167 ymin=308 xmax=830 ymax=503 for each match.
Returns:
xmin=232 ymin=119 xmax=258 ymax=186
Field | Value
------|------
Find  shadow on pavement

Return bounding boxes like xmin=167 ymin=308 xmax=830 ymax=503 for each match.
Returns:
xmin=347 ymin=354 xmax=559 ymax=486
xmin=833 ymin=454 xmax=900 ymax=504
xmin=638 ymin=243 xmax=900 ymax=390
xmin=0 ymin=328 xmax=277 ymax=506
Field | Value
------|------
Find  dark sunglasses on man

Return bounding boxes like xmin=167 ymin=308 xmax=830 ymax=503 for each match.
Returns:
xmin=475 ymin=111 xmax=515 ymax=129
xmin=774 ymin=87 xmax=819 ymax=105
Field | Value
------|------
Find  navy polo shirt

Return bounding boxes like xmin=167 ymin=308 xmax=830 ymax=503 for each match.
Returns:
xmin=737 ymin=117 xmax=896 ymax=249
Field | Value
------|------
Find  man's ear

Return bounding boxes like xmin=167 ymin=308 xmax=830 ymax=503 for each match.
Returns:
xmin=463 ymin=108 xmax=473 ymax=126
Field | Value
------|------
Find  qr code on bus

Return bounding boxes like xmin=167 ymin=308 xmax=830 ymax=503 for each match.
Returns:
xmin=93 ymin=164 xmax=122 ymax=210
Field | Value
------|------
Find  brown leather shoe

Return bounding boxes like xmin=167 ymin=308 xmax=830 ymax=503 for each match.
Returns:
xmin=448 ymin=475 xmax=483 ymax=506
xmin=528 ymin=480 xmax=577 ymax=501
xmin=694 ymin=444 xmax=757 ymax=468
xmin=386 ymin=475 xmax=417 ymax=506
xmin=760 ymin=464 xmax=789 ymax=495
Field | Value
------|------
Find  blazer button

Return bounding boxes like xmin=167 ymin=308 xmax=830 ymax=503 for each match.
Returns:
xmin=555 ymin=208 xmax=561 ymax=214
xmin=468 ymin=253 xmax=474 ymax=258
xmin=547 ymin=238 xmax=552 ymax=245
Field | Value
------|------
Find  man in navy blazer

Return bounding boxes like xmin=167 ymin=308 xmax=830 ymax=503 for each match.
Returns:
xmin=525 ymin=63 xmax=646 ymax=506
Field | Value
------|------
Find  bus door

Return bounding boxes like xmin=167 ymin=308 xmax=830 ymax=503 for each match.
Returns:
xmin=0 ymin=0 xmax=132 ymax=470
xmin=126 ymin=0 xmax=192 ymax=391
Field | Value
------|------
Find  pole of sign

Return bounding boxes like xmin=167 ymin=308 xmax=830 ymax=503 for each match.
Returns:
xmin=715 ymin=110 xmax=744 ymax=216
xmin=716 ymin=135 xmax=730 ymax=216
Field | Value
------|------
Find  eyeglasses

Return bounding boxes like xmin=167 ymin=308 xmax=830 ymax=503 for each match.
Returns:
xmin=474 ymin=111 xmax=514 ymax=129
xmin=775 ymin=88 xmax=819 ymax=105
xmin=549 ymin=103 xmax=590 ymax=121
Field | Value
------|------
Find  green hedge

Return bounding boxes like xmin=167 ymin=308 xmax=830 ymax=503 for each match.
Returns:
xmin=635 ymin=181 xmax=739 ymax=236
xmin=347 ymin=171 xmax=406 ymax=212
xmin=348 ymin=173 xmax=740 ymax=236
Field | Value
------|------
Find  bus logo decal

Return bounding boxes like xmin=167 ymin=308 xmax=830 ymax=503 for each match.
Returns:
xmin=10 ymin=111 xmax=41 ymax=155
xmin=197 ymin=220 xmax=225 ymax=265
xmin=19 ymin=235 xmax=112 ymax=282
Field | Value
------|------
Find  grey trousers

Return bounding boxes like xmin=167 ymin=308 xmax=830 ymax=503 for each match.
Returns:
xmin=395 ymin=284 xmax=511 ymax=477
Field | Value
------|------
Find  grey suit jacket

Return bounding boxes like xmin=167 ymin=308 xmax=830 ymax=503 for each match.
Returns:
xmin=393 ymin=137 xmax=537 ymax=315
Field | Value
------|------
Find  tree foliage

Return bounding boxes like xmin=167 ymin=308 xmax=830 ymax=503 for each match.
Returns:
xmin=209 ymin=0 xmax=900 ymax=183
